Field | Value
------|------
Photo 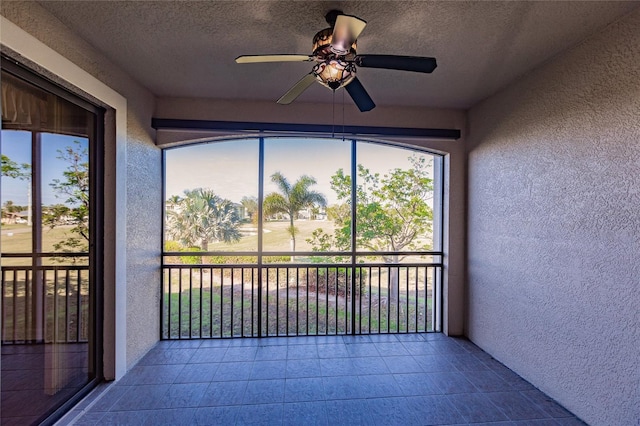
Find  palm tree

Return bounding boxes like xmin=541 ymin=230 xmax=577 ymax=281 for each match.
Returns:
xmin=263 ymin=172 xmax=327 ymax=253
xmin=166 ymin=188 xmax=241 ymax=251
xmin=240 ymin=195 xmax=258 ymax=223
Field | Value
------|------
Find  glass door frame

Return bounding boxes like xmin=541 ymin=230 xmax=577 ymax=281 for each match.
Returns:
xmin=1 ymin=55 xmax=105 ymax=425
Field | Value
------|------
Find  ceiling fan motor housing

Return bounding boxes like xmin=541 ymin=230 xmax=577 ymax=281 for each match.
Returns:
xmin=312 ymin=28 xmax=357 ymax=58
xmin=312 ymin=27 xmax=357 ymax=90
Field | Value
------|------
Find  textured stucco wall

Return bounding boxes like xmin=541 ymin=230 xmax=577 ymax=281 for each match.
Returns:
xmin=466 ymin=8 xmax=640 ymax=426
xmin=1 ymin=2 xmax=162 ymax=371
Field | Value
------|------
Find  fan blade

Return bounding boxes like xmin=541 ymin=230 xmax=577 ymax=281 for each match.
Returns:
xmin=355 ymin=55 xmax=437 ymax=73
xmin=331 ymin=15 xmax=367 ymax=55
xmin=345 ymin=77 xmax=375 ymax=112
xmin=277 ymin=74 xmax=317 ymax=105
xmin=235 ymin=55 xmax=313 ymax=64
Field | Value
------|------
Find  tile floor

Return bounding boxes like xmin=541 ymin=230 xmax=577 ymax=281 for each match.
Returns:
xmin=61 ymin=334 xmax=585 ymax=425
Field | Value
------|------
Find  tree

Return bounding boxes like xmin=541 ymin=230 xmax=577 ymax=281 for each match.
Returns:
xmin=166 ymin=188 xmax=241 ymax=251
xmin=240 ymin=196 xmax=258 ymax=224
xmin=263 ymin=172 xmax=327 ymax=253
xmin=308 ymin=156 xmax=434 ymax=301
xmin=1 ymin=154 xmax=29 ymax=179
xmin=47 ymin=141 xmax=90 ymax=254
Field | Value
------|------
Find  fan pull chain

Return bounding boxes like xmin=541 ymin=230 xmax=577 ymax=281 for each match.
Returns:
xmin=332 ymin=89 xmax=336 ymax=138
xmin=342 ymin=88 xmax=345 ymax=141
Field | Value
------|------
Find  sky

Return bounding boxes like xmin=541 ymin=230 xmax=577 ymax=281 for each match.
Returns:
xmin=165 ymin=137 xmax=436 ymax=206
xmin=2 ymin=132 xmax=436 ymax=209
xmin=1 ymin=130 xmax=88 ymax=207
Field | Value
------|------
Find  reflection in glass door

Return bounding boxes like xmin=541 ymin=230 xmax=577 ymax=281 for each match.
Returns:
xmin=1 ymin=60 xmax=103 ymax=425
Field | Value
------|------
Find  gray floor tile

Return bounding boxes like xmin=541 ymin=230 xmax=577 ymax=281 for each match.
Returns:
xmin=287 ymin=344 xmax=318 ymax=359
xmin=227 ymin=338 xmax=261 ymax=347
xmin=358 ymin=374 xmax=403 ymax=398
xmin=283 ymin=401 xmax=328 ymax=425
xmin=430 ymin=339 xmax=468 ymax=354
xmin=367 ymin=334 xmax=399 ymax=342
xmin=394 ymin=333 xmax=426 ymax=342
xmin=345 ymin=342 xmax=380 ymax=357
xmin=286 ymin=358 xmax=322 ymax=378
xmin=374 ymin=342 xmax=410 ymax=356
xmin=448 ymin=392 xmax=510 ymax=423
xmin=212 ymin=361 xmax=252 ymax=381
xmin=97 ymin=410 xmax=150 ymax=425
xmin=194 ymin=406 xmax=240 ymax=425
xmin=284 ymin=377 xmax=325 ymax=402
xmin=286 ymin=336 xmax=318 ymax=345
xmin=87 ymin=385 xmax=130 ymax=412
xmin=250 ymin=360 xmax=287 ymax=380
xmin=325 ymin=399 xmax=373 ymax=425
xmin=341 ymin=334 xmax=372 ymax=344
xmin=68 ymin=334 xmax=580 ymax=426
xmin=318 ymin=357 xmax=354 ymax=376
xmin=365 ymin=397 xmax=420 ymax=426
xmin=142 ymin=407 xmax=197 ymax=425
xmin=222 ymin=346 xmax=257 ymax=362
xmin=109 ymin=384 xmax=171 ymax=411
xmin=406 ymin=394 xmax=466 ymax=425
xmin=159 ymin=382 xmax=208 ymax=408
xmin=174 ymin=362 xmax=219 ymax=383
xmin=189 ymin=347 xmax=227 ymax=363
xmin=414 ymin=354 xmax=457 ymax=372
xmin=198 ymin=339 xmax=231 ymax=348
xmin=394 ymin=372 xmax=441 ymax=396
xmin=242 ymin=379 xmax=285 ymax=404
xmin=322 ymin=375 xmax=365 ymax=400
xmin=254 ymin=345 xmax=287 ymax=360
xmin=116 ymin=364 xmax=184 ymax=386
xmin=317 ymin=343 xmax=350 ymax=358
xmin=169 ymin=340 xmax=203 ymax=349
xmin=449 ymin=353 xmax=492 ymax=371
xmin=492 ymin=366 xmax=537 ymax=390
xmin=351 ymin=356 xmax=390 ymax=375
xmin=465 ymin=369 xmax=514 ymax=392
xmin=138 ymin=348 xmax=197 ymax=365
xmin=198 ymin=381 xmax=248 ymax=407
xmin=429 ymin=371 xmax=478 ymax=394
xmin=234 ymin=403 xmax=284 ymax=425
xmin=512 ymin=420 xmax=562 ymax=426
xmin=401 ymin=341 xmax=439 ymax=355
xmin=71 ymin=411 xmax=104 ymax=425
xmin=383 ymin=355 xmax=423 ymax=373
xmin=521 ymin=390 xmax=575 ymax=418
xmin=486 ymin=391 xmax=549 ymax=421
xmin=553 ymin=418 xmax=588 ymax=425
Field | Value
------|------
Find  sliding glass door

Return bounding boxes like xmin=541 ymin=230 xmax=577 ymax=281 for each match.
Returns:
xmin=1 ymin=58 xmax=103 ymax=425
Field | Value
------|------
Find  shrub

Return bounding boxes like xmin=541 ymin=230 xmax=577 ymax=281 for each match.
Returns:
xmin=164 ymin=241 xmax=202 ymax=264
xmin=304 ymin=267 xmax=367 ymax=297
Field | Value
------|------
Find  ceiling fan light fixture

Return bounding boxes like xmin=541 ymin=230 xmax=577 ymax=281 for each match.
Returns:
xmin=312 ymin=59 xmax=356 ymax=90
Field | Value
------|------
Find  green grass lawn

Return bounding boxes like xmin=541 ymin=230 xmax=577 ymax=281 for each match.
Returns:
xmin=1 ymin=224 xmax=83 ymax=266
xmin=162 ymin=284 xmax=434 ymax=339
xmin=205 ymin=219 xmax=337 ymax=252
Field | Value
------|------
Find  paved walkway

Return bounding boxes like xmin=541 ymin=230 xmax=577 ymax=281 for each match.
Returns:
xmin=62 ymin=334 xmax=584 ymax=425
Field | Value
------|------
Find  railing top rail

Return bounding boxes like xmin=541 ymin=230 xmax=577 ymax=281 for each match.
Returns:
xmin=163 ymin=250 xmax=444 ymax=257
xmin=1 ymin=252 xmax=89 ymax=258
xmin=1 ymin=265 xmax=89 ymax=271
xmin=163 ymin=262 xmax=443 ymax=268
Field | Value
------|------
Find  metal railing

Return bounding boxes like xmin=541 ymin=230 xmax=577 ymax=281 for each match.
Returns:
xmin=161 ymin=253 xmax=442 ymax=339
xmin=1 ymin=254 xmax=90 ymax=344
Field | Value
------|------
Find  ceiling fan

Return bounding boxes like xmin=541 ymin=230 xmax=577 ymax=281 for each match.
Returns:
xmin=235 ymin=10 xmax=437 ymax=112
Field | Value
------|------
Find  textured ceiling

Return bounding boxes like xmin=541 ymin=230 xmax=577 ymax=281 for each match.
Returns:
xmin=38 ymin=1 xmax=638 ymax=109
